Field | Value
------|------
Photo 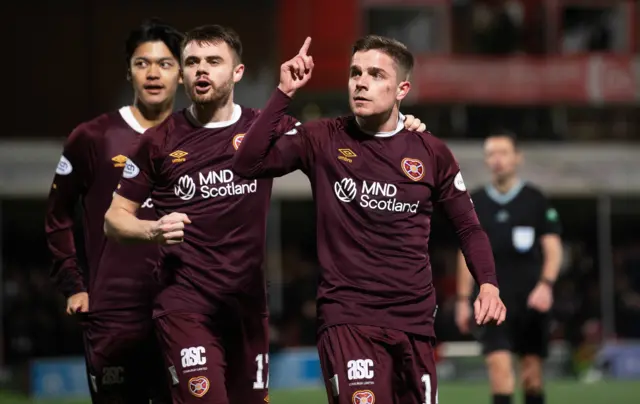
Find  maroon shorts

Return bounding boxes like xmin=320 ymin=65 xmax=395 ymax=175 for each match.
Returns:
xmin=154 ymin=312 xmax=269 ymax=404
xmin=317 ymin=324 xmax=438 ymax=404
xmin=83 ymin=316 xmax=170 ymax=404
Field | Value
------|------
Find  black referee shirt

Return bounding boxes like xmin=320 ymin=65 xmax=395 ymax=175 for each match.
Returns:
xmin=471 ymin=181 xmax=562 ymax=302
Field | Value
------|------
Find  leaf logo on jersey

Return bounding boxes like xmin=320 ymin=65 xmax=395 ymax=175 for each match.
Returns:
xmin=188 ymin=376 xmax=209 ymax=397
xmin=334 ymin=178 xmax=357 ymax=203
xmin=122 ymin=159 xmax=140 ymax=179
xmin=174 ymin=175 xmax=197 ymax=201
xmin=56 ymin=155 xmax=73 ymax=175
xmin=232 ymin=134 xmax=245 ymax=150
xmin=352 ymin=390 xmax=375 ymax=404
xmin=401 ymin=158 xmax=425 ymax=181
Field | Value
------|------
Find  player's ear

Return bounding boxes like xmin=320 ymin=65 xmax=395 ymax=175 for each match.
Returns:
xmin=126 ymin=69 xmax=132 ymax=82
xmin=233 ymin=63 xmax=245 ymax=84
xmin=178 ymin=68 xmax=184 ymax=85
xmin=396 ymin=80 xmax=411 ymax=101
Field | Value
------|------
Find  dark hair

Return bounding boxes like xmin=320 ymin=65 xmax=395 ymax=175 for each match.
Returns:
xmin=181 ymin=24 xmax=243 ymax=64
xmin=125 ymin=18 xmax=183 ymax=67
xmin=487 ymin=130 xmax=519 ymax=150
xmin=352 ymin=35 xmax=414 ymax=80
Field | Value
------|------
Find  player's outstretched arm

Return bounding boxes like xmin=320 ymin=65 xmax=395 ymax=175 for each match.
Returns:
xmin=104 ymin=194 xmax=190 ymax=245
xmin=232 ymin=38 xmax=315 ymax=179
xmin=45 ymin=125 xmax=92 ymax=307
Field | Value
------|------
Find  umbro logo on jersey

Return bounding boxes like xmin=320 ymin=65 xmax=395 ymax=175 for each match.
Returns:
xmin=170 ymin=150 xmax=188 ymax=163
xmin=233 ymin=134 xmax=245 ymax=150
xmin=338 ymin=148 xmax=357 ymax=163
xmin=401 ymin=158 xmax=425 ymax=181
xmin=111 ymin=155 xmax=127 ymax=168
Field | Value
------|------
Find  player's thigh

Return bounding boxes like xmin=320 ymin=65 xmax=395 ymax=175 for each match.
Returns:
xmin=317 ymin=324 xmax=395 ymax=404
xmin=155 ymin=312 xmax=228 ymax=404
xmin=83 ymin=324 xmax=150 ymax=404
xmin=514 ymin=309 xmax=550 ymax=358
xmin=399 ymin=335 xmax=438 ymax=404
xmin=226 ymin=314 xmax=270 ymax=404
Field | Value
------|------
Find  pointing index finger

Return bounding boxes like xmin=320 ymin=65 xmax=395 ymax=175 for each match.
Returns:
xmin=299 ymin=37 xmax=312 ymax=56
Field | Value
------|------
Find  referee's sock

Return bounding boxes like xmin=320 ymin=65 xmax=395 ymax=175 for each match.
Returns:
xmin=492 ymin=394 xmax=512 ymax=404
xmin=525 ymin=391 xmax=544 ymax=404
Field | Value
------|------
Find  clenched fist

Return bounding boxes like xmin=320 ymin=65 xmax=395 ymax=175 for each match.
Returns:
xmin=66 ymin=292 xmax=89 ymax=315
xmin=150 ymin=212 xmax=191 ymax=244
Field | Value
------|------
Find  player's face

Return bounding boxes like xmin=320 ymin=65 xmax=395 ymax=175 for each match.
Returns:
xmin=129 ymin=41 xmax=181 ymax=107
xmin=181 ymin=40 xmax=244 ymax=105
xmin=348 ymin=50 xmax=410 ymax=118
xmin=484 ymin=136 xmax=521 ymax=180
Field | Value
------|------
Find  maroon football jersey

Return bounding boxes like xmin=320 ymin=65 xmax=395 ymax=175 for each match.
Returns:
xmin=116 ymin=105 xmax=298 ymax=318
xmin=45 ymin=107 xmax=159 ymax=320
xmin=233 ymin=90 xmax=497 ymax=337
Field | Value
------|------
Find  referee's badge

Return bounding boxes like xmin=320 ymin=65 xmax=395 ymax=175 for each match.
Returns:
xmin=512 ymin=226 xmax=535 ymax=252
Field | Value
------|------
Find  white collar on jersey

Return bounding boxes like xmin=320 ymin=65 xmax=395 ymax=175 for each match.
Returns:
xmin=118 ymin=106 xmax=147 ymax=134
xmin=357 ymin=112 xmax=405 ymax=138
xmin=186 ymin=104 xmax=242 ymax=128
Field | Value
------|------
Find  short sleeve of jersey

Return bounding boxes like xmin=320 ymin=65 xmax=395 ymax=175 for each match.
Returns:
xmin=536 ymin=192 xmax=562 ymax=236
xmin=116 ymin=129 xmax=160 ymax=204
xmin=433 ymin=138 xmax=474 ymax=215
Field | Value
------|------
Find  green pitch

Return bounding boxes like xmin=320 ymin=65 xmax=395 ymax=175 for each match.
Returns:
xmin=1 ymin=380 xmax=638 ymax=404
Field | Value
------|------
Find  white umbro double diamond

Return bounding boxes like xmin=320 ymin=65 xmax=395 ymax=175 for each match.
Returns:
xmin=334 ymin=178 xmax=357 ymax=203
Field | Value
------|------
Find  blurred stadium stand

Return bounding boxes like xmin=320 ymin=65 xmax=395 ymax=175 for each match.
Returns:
xmin=2 ymin=0 xmax=640 ymax=401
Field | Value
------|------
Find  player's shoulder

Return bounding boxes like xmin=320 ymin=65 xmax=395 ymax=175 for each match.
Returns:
xmin=240 ymin=105 xmax=261 ymax=124
xmin=140 ymin=110 xmax=184 ymax=145
xmin=406 ymin=130 xmax=458 ymax=166
xmin=68 ymin=110 xmax=122 ymax=142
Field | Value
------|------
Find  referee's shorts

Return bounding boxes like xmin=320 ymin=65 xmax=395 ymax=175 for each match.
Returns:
xmin=472 ymin=301 xmax=551 ymax=358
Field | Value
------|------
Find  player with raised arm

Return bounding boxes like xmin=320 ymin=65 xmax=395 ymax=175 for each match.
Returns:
xmin=454 ymin=132 xmax=563 ymax=404
xmin=103 ymin=24 xmax=428 ymax=404
xmin=233 ymin=35 xmax=507 ymax=404
xmin=45 ymin=19 xmax=183 ymax=403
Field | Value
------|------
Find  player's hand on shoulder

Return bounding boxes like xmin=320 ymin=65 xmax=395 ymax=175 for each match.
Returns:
xmin=454 ymin=298 xmax=472 ymax=334
xmin=473 ymin=283 xmax=506 ymax=326
xmin=278 ymin=37 xmax=314 ymax=98
xmin=66 ymin=292 xmax=89 ymax=315
xmin=527 ymin=281 xmax=553 ymax=313
xmin=403 ymin=114 xmax=427 ymax=132
xmin=151 ymin=212 xmax=192 ymax=245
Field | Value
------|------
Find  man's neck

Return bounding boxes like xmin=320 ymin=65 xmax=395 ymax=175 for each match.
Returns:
xmin=356 ymin=107 xmax=399 ymax=134
xmin=131 ymin=99 xmax=174 ymax=129
xmin=189 ymin=96 xmax=236 ymax=125
xmin=492 ymin=175 xmax=520 ymax=194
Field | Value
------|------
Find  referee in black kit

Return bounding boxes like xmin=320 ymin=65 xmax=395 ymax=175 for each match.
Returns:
xmin=455 ymin=132 xmax=563 ymax=404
